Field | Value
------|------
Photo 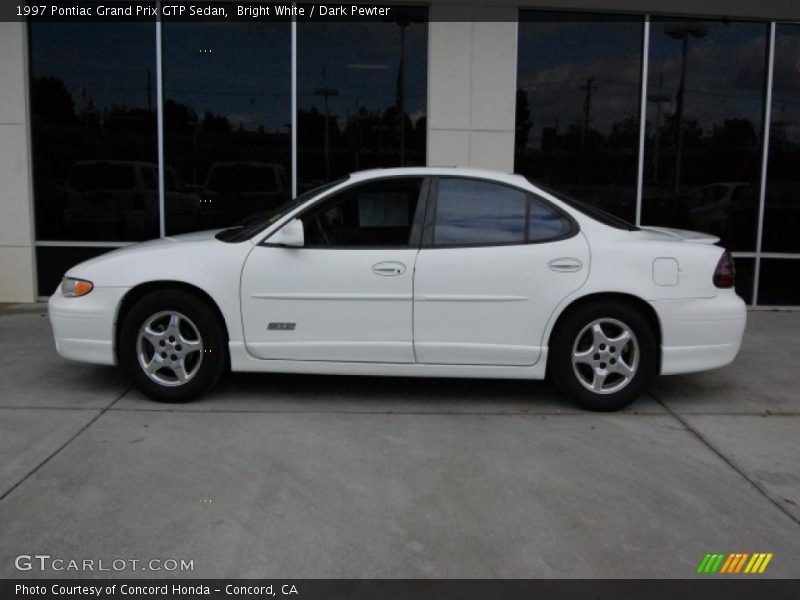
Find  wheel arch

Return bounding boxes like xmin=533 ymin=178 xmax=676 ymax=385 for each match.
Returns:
xmin=114 ymin=281 xmax=230 ymax=363
xmin=546 ymin=292 xmax=662 ymax=370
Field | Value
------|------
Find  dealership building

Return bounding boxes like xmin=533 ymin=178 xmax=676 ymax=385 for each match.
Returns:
xmin=0 ymin=0 xmax=798 ymax=305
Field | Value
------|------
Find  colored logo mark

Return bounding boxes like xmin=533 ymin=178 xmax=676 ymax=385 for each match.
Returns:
xmin=697 ymin=553 xmax=773 ymax=574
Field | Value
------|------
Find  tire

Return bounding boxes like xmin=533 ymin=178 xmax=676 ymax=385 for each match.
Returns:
xmin=118 ymin=290 xmax=227 ymax=402
xmin=549 ymin=300 xmax=658 ymax=411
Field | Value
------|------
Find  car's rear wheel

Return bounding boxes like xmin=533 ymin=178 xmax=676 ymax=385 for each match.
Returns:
xmin=119 ymin=290 xmax=227 ymax=402
xmin=549 ymin=300 xmax=657 ymax=411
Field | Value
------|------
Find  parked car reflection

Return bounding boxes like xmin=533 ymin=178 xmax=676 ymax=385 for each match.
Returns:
xmin=62 ymin=160 xmax=200 ymax=240
xmin=192 ymin=162 xmax=290 ymax=229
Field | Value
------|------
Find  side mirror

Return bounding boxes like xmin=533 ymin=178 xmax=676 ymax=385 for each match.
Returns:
xmin=268 ymin=218 xmax=304 ymax=247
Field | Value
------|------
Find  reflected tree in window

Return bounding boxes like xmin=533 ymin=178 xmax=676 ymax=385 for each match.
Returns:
xmin=298 ymin=8 xmax=428 ymax=191
xmin=642 ymin=19 xmax=768 ymax=253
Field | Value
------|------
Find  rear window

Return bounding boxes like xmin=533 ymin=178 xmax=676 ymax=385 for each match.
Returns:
xmin=533 ymin=181 xmax=639 ymax=231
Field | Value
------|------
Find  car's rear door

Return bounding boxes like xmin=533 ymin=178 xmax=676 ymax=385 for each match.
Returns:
xmin=413 ymin=177 xmax=590 ymax=366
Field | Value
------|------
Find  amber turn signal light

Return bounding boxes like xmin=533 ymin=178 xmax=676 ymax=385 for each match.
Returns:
xmin=61 ymin=277 xmax=94 ymax=298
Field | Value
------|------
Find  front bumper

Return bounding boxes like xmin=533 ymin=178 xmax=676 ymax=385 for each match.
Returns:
xmin=48 ymin=286 xmax=130 ymax=366
xmin=651 ymin=289 xmax=747 ymax=376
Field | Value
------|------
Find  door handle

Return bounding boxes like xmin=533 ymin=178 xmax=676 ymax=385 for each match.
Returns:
xmin=548 ymin=258 xmax=583 ymax=273
xmin=372 ymin=261 xmax=406 ymax=276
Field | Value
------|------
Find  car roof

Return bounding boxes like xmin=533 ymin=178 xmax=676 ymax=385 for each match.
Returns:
xmin=347 ymin=166 xmax=532 ymax=189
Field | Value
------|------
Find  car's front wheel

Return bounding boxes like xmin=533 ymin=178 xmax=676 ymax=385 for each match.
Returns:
xmin=549 ymin=300 xmax=657 ymax=411
xmin=119 ymin=290 xmax=227 ymax=402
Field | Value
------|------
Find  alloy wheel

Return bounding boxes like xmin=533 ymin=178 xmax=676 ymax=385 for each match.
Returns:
xmin=136 ymin=311 xmax=204 ymax=387
xmin=571 ymin=318 xmax=639 ymax=394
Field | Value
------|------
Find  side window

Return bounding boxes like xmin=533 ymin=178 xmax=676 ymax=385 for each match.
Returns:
xmin=303 ymin=177 xmax=423 ymax=247
xmin=528 ymin=194 xmax=574 ymax=241
xmin=433 ymin=179 xmax=527 ymax=246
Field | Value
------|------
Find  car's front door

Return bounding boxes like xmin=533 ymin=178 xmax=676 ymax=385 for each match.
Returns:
xmin=240 ymin=177 xmax=426 ymax=362
xmin=413 ymin=177 xmax=590 ymax=366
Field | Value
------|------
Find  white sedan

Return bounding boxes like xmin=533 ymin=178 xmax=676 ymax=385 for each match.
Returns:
xmin=49 ymin=167 xmax=746 ymax=411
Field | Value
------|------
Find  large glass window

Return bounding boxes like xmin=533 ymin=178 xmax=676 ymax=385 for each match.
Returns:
xmin=30 ymin=23 xmax=158 ymax=243
xmin=641 ymin=18 xmax=769 ymax=256
xmin=297 ymin=8 xmax=428 ymax=191
xmin=758 ymin=259 xmax=800 ymax=305
xmin=516 ymin=12 xmax=644 ymax=222
xmin=763 ymin=24 xmax=800 ymax=253
xmin=162 ymin=23 xmax=292 ymax=234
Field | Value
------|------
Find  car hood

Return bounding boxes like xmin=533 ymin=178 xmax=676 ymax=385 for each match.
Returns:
xmin=633 ymin=226 xmax=720 ymax=245
xmin=65 ymin=229 xmax=225 ymax=276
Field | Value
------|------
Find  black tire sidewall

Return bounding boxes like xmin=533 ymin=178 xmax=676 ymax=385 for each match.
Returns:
xmin=119 ymin=290 xmax=227 ymax=402
xmin=550 ymin=301 xmax=658 ymax=411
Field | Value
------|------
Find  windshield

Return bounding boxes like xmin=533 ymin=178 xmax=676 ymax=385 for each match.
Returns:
xmin=215 ymin=179 xmax=346 ymax=243
xmin=533 ymin=181 xmax=639 ymax=231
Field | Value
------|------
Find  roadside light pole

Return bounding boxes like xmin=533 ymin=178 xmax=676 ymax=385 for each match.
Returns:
xmin=314 ymin=68 xmax=338 ymax=181
xmin=664 ymin=22 xmax=708 ymax=194
xmin=647 ymin=72 xmax=671 ymax=184
xmin=396 ymin=20 xmax=409 ymax=166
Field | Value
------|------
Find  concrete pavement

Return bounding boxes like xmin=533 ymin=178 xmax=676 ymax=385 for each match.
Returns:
xmin=0 ymin=305 xmax=798 ymax=578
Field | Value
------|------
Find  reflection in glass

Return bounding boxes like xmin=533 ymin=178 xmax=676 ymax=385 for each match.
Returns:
xmin=731 ymin=257 xmax=755 ymax=305
xmin=162 ymin=23 xmax=292 ymax=234
xmin=30 ymin=23 xmax=158 ymax=242
xmin=515 ymin=13 xmax=644 ymax=222
xmin=642 ymin=19 xmax=768 ymax=251
xmin=763 ymin=24 xmax=800 ymax=254
xmin=298 ymin=9 xmax=428 ymax=191
xmin=36 ymin=246 xmax=117 ymax=296
xmin=758 ymin=259 xmax=800 ymax=305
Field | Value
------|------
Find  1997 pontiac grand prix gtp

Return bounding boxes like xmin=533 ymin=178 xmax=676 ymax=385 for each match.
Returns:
xmin=49 ymin=168 xmax=746 ymax=411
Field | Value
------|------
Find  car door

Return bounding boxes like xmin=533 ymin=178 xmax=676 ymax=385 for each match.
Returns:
xmin=413 ymin=177 xmax=590 ymax=366
xmin=240 ymin=176 xmax=427 ymax=363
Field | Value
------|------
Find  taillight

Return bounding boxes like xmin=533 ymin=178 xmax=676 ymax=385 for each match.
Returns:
xmin=713 ymin=251 xmax=735 ymax=288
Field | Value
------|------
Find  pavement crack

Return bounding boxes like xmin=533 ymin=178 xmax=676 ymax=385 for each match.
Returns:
xmin=0 ymin=384 xmax=133 ymax=504
xmin=649 ymin=390 xmax=800 ymax=527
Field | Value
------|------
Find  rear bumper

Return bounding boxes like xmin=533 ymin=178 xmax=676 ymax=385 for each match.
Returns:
xmin=650 ymin=290 xmax=747 ymax=375
xmin=48 ymin=287 xmax=129 ymax=366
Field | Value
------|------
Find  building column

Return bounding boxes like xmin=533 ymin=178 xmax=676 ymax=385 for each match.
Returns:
xmin=427 ymin=3 xmax=518 ymax=172
xmin=0 ymin=22 xmax=36 ymax=302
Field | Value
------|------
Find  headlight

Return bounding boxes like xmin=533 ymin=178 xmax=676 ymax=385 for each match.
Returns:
xmin=61 ymin=277 xmax=94 ymax=298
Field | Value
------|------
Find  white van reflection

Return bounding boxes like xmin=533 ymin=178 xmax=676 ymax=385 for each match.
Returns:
xmin=63 ymin=160 xmax=200 ymax=239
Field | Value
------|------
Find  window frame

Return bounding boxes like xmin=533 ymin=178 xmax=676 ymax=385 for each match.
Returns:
xmin=421 ymin=176 xmax=579 ymax=249
xmin=261 ymin=175 xmax=431 ymax=250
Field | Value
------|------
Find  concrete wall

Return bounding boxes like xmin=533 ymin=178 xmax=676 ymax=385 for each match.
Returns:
xmin=0 ymin=22 xmax=35 ymax=303
xmin=427 ymin=3 xmax=519 ymax=172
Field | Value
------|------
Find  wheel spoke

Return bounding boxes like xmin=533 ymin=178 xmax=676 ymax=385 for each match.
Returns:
xmin=142 ymin=325 xmax=163 ymax=348
xmin=591 ymin=323 xmax=609 ymax=348
xmin=145 ymin=354 xmax=164 ymax=374
xmin=608 ymin=329 xmax=631 ymax=347
xmin=167 ymin=313 xmax=180 ymax=333
xmin=610 ymin=358 xmax=635 ymax=378
xmin=592 ymin=369 xmax=608 ymax=391
xmin=573 ymin=348 xmax=594 ymax=365
xmin=180 ymin=338 xmax=203 ymax=354
xmin=172 ymin=358 xmax=189 ymax=382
